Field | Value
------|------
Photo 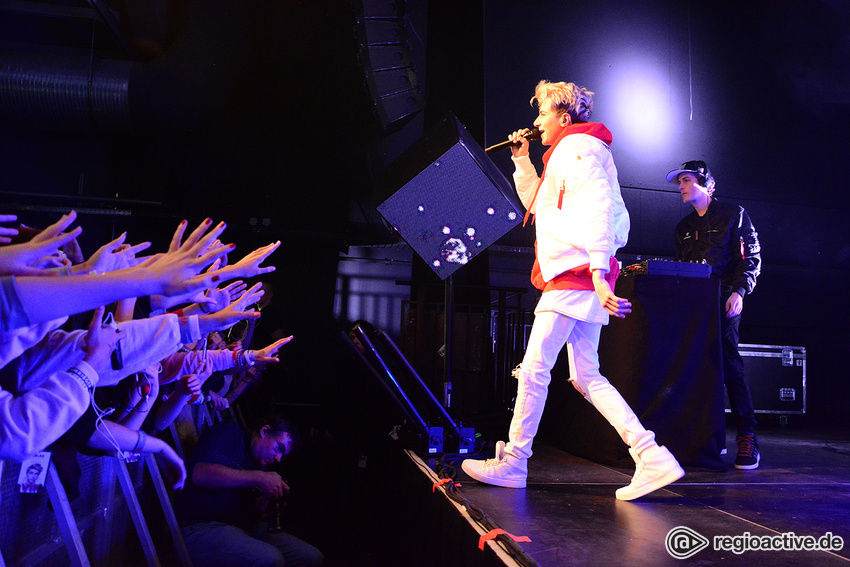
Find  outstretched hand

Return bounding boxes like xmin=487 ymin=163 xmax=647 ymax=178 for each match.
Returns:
xmin=195 ymin=279 xmax=248 ymax=314
xmin=592 ymin=270 xmax=631 ymax=319
xmin=0 ymin=212 xmax=83 ymax=276
xmin=199 ymin=282 xmax=265 ymax=333
xmin=212 ymin=241 xmax=280 ymax=282
xmin=253 ymin=336 xmax=293 ymax=363
xmin=142 ymin=219 xmax=231 ymax=308
xmin=29 ymin=254 xmax=71 ymax=271
xmin=0 ymin=214 xmax=19 ymax=244
xmin=81 ymin=233 xmax=152 ymax=275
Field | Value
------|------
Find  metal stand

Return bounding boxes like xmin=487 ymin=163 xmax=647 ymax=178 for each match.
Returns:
xmin=113 ymin=454 xmax=194 ymax=567
xmin=112 ymin=458 xmax=161 ymax=567
xmin=144 ymin=454 xmax=193 ymax=567
xmin=443 ymin=273 xmax=454 ymax=408
xmin=348 ymin=324 xmax=475 ymax=454
xmin=44 ymin=462 xmax=90 ymax=567
xmin=349 ymin=325 xmax=444 ymax=454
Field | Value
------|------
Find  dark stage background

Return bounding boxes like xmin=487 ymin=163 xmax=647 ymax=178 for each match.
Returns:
xmin=481 ymin=0 xmax=850 ymax=427
xmin=1 ymin=0 xmax=848 ymax=425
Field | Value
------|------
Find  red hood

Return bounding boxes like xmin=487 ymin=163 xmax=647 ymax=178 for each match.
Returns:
xmin=542 ymin=122 xmax=613 ymax=166
xmin=522 ymin=122 xmax=614 ymax=227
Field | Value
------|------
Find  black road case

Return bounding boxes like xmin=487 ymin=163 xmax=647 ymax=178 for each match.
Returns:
xmin=725 ymin=344 xmax=807 ymax=414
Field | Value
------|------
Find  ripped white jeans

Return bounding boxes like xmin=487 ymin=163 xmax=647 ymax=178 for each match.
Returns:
xmin=505 ymin=310 xmax=655 ymax=460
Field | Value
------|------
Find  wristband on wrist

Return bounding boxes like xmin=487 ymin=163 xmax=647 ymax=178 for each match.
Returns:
xmin=236 ymin=350 xmax=256 ymax=368
xmin=67 ymin=366 xmax=94 ymax=392
xmin=178 ymin=315 xmax=202 ymax=344
xmin=131 ymin=430 xmax=147 ymax=453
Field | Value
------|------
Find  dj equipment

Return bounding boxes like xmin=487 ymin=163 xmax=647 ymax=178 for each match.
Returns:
xmin=623 ymin=259 xmax=712 ymax=278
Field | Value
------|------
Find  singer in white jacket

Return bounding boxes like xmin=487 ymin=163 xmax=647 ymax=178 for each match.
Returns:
xmin=462 ymin=80 xmax=684 ymax=500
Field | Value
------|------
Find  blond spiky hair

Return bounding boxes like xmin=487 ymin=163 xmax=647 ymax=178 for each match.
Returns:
xmin=531 ymin=80 xmax=594 ymax=123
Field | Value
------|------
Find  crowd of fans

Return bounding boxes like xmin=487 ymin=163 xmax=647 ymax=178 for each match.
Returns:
xmin=1 ymin=212 xmax=273 ymax=470
xmin=0 ymin=211 xmax=323 ymax=566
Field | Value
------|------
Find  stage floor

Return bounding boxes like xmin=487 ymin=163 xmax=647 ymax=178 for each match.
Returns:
xmin=427 ymin=425 xmax=850 ymax=566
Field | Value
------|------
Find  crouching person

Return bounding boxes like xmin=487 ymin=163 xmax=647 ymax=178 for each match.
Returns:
xmin=174 ymin=415 xmax=323 ymax=567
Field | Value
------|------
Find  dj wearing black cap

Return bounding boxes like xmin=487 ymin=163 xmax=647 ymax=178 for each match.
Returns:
xmin=667 ymin=160 xmax=762 ymax=470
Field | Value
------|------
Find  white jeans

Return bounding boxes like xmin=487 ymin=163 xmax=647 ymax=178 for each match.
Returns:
xmin=505 ymin=310 xmax=655 ymax=460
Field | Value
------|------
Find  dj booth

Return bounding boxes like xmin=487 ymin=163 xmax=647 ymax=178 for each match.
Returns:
xmin=539 ymin=264 xmax=727 ymax=470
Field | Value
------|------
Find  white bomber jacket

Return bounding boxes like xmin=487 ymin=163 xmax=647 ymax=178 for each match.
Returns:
xmin=512 ymin=123 xmax=630 ymax=283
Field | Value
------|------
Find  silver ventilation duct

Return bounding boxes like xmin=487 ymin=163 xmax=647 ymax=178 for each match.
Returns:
xmin=0 ymin=47 xmax=133 ymax=133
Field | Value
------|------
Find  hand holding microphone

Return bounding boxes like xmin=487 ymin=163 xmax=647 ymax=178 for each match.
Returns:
xmin=484 ymin=128 xmax=540 ymax=155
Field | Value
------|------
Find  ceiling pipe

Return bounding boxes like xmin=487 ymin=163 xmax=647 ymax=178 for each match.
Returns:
xmin=0 ymin=46 xmax=132 ymax=134
xmin=0 ymin=0 xmax=253 ymax=135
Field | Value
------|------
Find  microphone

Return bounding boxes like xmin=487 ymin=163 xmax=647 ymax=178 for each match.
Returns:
xmin=484 ymin=128 xmax=541 ymax=154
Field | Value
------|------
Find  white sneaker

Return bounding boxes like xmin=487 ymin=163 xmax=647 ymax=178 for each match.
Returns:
xmin=615 ymin=445 xmax=684 ymax=501
xmin=462 ymin=450 xmax=527 ymax=489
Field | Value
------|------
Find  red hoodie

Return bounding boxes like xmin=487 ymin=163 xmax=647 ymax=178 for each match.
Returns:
xmin=526 ymin=122 xmax=619 ymax=292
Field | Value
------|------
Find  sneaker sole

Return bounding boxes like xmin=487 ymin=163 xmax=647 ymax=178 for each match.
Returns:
xmin=461 ymin=461 xmax=527 ymax=489
xmin=615 ymin=466 xmax=685 ymax=501
xmin=734 ymin=455 xmax=760 ymax=470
